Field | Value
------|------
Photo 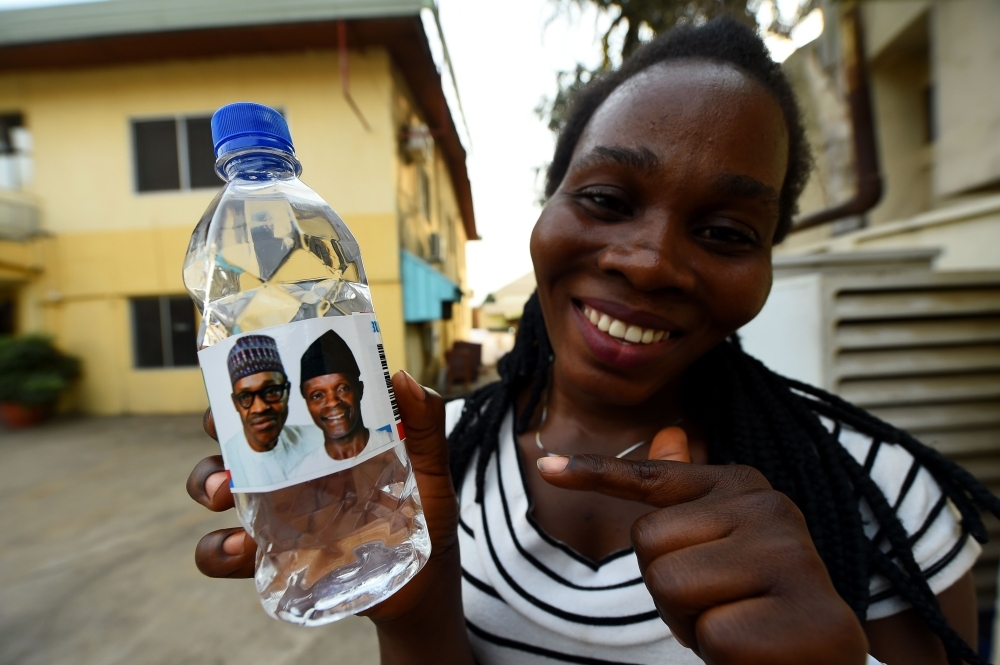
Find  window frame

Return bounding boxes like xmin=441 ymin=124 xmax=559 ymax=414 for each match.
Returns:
xmin=129 ymin=295 xmax=199 ymax=370
xmin=130 ymin=113 xmax=220 ymax=195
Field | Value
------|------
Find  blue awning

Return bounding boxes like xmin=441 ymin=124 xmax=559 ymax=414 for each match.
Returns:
xmin=401 ymin=249 xmax=461 ymax=323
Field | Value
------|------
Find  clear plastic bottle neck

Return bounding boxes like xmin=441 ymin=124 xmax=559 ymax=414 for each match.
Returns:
xmin=217 ymin=147 xmax=303 ymax=182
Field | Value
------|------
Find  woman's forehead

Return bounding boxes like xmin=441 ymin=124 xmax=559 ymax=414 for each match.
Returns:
xmin=573 ymin=60 xmax=788 ymax=181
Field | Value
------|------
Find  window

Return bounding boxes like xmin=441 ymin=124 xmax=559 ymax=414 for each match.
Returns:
xmin=0 ymin=112 xmax=32 ymax=190
xmin=0 ymin=113 xmax=24 ymax=154
xmin=417 ymin=165 xmax=431 ymax=220
xmin=132 ymin=116 xmax=221 ymax=192
xmin=923 ymin=85 xmax=936 ymax=144
xmin=131 ymin=296 xmax=198 ymax=368
xmin=0 ymin=294 xmax=14 ymax=335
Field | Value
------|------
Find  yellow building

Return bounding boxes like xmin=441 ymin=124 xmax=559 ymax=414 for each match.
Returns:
xmin=0 ymin=0 xmax=477 ymax=414
xmin=781 ymin=0 xmax=1000 ymax=269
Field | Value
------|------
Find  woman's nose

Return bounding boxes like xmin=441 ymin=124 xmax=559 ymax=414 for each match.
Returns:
xmin=595 ymin=216 xmax=696 ymax=293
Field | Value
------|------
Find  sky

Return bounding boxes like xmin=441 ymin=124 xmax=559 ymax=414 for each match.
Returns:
xmin=0 ymin=0 xmax=821 ymax=304
xmin=435 ymin=0 xmax=608 ymax=303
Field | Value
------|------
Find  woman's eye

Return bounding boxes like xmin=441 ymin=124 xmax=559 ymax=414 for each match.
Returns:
xmin=696 ymin=225 xmax=757 ymax=245
xmin=578 ymin=190 xmax=632 ymax=217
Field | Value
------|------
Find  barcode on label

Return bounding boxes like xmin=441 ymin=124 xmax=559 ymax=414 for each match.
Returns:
xmin=377 ymin=343 xmax=400 ymax=420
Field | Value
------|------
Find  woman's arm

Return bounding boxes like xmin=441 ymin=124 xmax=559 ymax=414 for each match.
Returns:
xmin=186 ymin=372 xmax=474 ymax=665
xmin=865 ymin=572 xmax=977 ymax=665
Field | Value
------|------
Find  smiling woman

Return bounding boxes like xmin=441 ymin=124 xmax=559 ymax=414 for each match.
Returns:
xmin=187 ymin=16 xmax=999 ymax=665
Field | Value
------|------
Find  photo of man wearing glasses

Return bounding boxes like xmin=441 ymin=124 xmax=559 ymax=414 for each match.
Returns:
xmin=222 ymin=334 xmax=323 ymax=488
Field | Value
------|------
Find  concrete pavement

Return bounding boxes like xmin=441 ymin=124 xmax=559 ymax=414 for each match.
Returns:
xmin=0 ymin=415 xmax=380 ymax=665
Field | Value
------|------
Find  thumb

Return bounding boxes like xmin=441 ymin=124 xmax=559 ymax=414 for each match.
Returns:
xmin=392 ymin=371 xmax=459 ymax=559
xmin=648 ymin=426 xmax=690 ymax=463
xmin=392 ymin=371 xmax=454 ymax=501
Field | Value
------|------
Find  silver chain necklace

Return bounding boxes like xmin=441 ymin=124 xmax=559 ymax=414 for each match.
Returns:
xmin=534 ymin=402 xmax=654 ymax=459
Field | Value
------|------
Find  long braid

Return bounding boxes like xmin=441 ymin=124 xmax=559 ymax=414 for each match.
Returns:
xmin=448 ymin=293 xmax=1000 ymax=664
xmin=447 ymin=292 xmax=553 ymax=501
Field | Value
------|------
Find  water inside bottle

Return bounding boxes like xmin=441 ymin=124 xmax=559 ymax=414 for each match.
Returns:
xmin=184 ymin=156 xmax=430 ymax=626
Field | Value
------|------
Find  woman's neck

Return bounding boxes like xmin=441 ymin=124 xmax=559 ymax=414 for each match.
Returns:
xmin=528 ymin=366 xmax=687 ymax=455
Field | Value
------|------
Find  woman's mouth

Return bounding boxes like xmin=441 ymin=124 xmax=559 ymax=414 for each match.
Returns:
xmin=571 ymin=301 xmax=680 ymax=370
xmin=580 ymin=303 xmax=671 ymax=345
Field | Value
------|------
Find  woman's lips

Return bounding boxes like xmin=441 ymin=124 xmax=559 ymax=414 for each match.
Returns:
xmin=572 ymin=302 xmax=678 ymax=369
xmin=581 ymin=303 xmax=669 ymax=344
xmin=577 ymin=297 xmax=679 ymax=331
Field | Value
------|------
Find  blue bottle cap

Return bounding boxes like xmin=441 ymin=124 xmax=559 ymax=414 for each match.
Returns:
xmin=211 ymin=102 xmax=294 ymax=158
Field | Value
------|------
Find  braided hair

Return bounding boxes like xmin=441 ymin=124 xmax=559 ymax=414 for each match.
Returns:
xmin=451 ymin=295 xmax=1000 ymax=665
xmin=449 ymin=17 xmax=1000 ymax=665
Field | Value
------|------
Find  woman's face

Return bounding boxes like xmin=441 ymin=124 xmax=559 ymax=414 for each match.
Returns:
xmin=531 ymin=60 xmax=789 ymax=406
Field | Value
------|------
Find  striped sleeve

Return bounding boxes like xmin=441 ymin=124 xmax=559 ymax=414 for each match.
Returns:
xmin=827 ymin=418 xmax=982 ymax=620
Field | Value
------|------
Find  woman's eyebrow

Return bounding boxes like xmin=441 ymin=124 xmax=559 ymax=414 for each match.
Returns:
xmin=712 ymin=173 xmax=779 ymax=206
xmin=573 ymin=145 xmax=661 ymax=173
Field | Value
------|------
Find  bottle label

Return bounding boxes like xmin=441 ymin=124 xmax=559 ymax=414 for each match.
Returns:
xmin=198 ymin=313 xmax=404 ymax=493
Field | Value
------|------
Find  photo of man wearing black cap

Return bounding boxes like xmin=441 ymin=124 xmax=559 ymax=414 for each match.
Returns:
xmin=222 ymin=334 xmax=323 ymax=487
xmin=296 ymin=329 xmax=394 ymax=463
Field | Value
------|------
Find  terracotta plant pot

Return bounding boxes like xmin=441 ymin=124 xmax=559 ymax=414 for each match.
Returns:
xmin=0 ymin=402 xmax=48 ymax=429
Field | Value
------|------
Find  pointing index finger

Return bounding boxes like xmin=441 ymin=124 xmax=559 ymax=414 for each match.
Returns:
xmin=538 ymin=455 xmax=766 ymax=508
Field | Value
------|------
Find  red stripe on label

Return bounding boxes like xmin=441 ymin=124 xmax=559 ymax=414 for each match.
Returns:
xmin=396 ymin=423 xmax=406 ymax=441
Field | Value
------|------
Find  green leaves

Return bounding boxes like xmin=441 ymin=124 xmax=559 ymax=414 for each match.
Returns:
xmin=537 ymin=0 xmax=813 ymax=134
xmin=0 ymin=335 xmax=81 ymax=406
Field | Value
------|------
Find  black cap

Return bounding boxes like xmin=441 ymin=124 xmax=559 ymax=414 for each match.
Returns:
xmin=300 ymin=329 xmax=360 ymax=386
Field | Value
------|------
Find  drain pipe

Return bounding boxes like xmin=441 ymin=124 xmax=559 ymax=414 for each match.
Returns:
xmin=790 ymin=4 xmax=883 ymax=233
xmin=337 ymin=20 xmax=372 ymax=132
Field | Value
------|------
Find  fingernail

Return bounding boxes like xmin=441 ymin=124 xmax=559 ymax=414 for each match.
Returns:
xmin=205 ymin=471 xmax=228 ymax=501
xmin=537 ymin=456 xmax=569 ymax=473
xmin=222 ymin=532 xmax=245 ymax=556
xmin=401 ymin=371 xmax=427 ymax=402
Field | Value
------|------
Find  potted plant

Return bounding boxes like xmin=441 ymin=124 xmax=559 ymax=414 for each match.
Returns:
xmin=0 ymin=335 xmax=81 ymax=428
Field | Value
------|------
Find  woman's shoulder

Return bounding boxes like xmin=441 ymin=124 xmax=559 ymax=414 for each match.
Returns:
xmin=820 ymin=416 xmax=923 ymax=507
xmin=445 ymin=397 xmax=467 ymax=438
xmin=812 ymin=411 xmax=981 ymax=619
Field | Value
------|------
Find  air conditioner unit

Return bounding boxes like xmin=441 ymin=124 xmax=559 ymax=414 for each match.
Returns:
xmin=401 ymin=123 xmax=434 ymax=164
xmin=742 ymin=250 xmax=1000 ymax=612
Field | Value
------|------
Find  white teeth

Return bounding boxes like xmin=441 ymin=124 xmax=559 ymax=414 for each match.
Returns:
xmin=581 ymin=304 xmax=671 ymax=344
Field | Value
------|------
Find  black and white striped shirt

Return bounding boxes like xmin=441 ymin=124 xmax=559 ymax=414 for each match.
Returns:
xmin=446 ymin=399 xmax=981 ymax=664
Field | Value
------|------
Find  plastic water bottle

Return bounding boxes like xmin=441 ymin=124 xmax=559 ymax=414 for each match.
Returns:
xmin=183 ymin=102 xmax=430 ymax=626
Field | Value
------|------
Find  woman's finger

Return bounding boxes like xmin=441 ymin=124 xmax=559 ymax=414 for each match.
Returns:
xmin=203 ymin=408 xmax=217 ymax=441
xmin=537 ymin=455 xmax=771 ymax=509
xmin=648 ymin=426 xmax=691 ymax=463
xmin=195 ymin=527 xmax=256 ymax=578
xmin=186 ymin=455 xmax=235 ymax=512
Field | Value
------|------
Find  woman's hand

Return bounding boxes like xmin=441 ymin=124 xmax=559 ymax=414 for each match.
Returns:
xmin=186 ymin=371 xmax=473 ymax=664
xmin=538 ymin=428 xmax=869 ymax=665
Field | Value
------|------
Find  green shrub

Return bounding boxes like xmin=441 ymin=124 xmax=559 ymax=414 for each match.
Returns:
xmin=0 ymin=335 xmax=81 ymax=406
